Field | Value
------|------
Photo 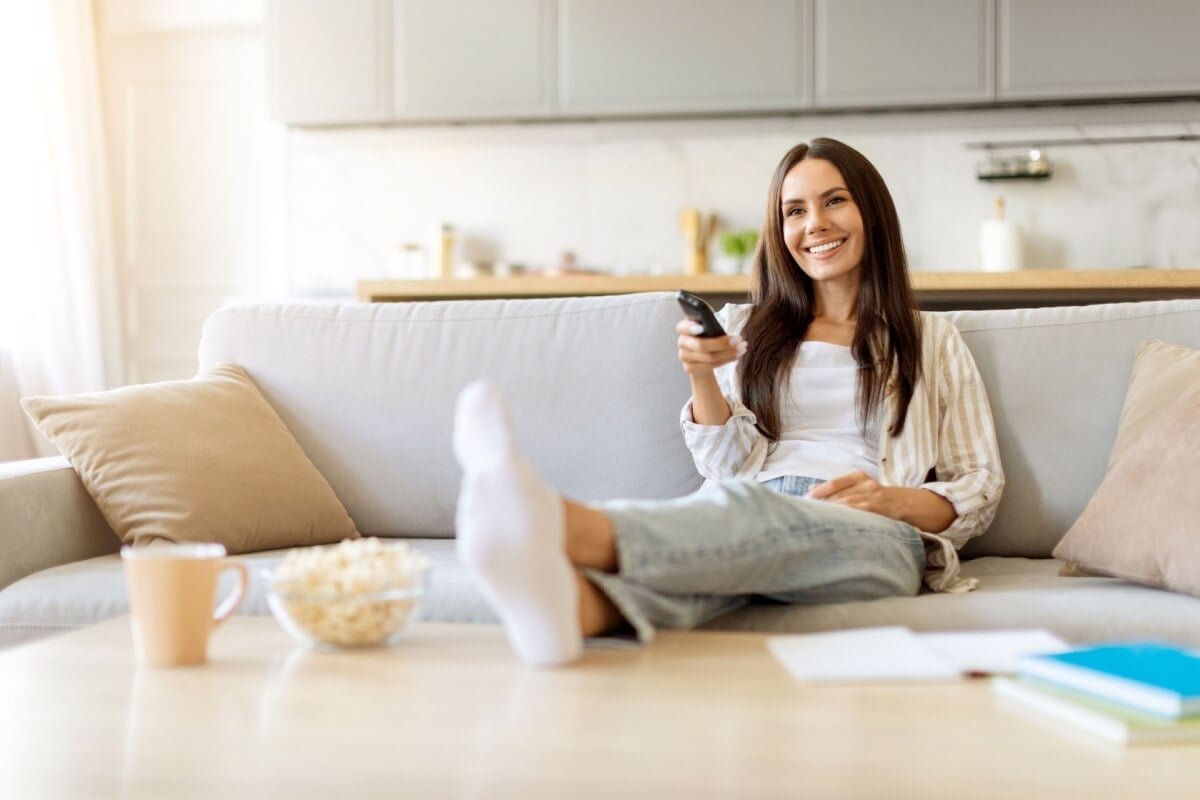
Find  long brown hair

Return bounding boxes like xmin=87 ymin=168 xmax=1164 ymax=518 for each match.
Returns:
xmin=738 ymin=138 xmax=922 ymax=441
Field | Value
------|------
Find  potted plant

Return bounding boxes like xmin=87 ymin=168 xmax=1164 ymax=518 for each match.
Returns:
xmin=715 ymin=229 xmax=760 ymax=274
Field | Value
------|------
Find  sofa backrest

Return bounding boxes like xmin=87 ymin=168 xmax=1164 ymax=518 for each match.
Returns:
xmin=943 ymin=299 xmax=1200 ymax=558
xmin=201 ymin=294 xmax=1200 ymax=557
xmin=199 ymin=294 xmax=702 ymax=538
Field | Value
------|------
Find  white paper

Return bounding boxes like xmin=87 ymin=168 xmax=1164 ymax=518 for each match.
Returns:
xmin=917 ymin=630 xmax=1069 ymax=676
xmin=766 ymin=626 xmax=962 ymax=684
xmin=767 ymin=627 xmax=1070 ymax=684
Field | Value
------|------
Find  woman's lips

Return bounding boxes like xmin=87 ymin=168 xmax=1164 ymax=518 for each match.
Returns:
xmin=805 ymin=238 xmax=846 ymax=258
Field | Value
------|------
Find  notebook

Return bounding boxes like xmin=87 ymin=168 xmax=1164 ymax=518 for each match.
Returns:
xmin=1016 ymin=643 xmax=1200 ymax=719
xmin=767 ymin=627 xmax=1068 ymax=684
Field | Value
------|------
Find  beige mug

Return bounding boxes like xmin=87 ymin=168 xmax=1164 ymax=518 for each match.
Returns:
xmin=121 ymin=543 xmax=249 ymax=667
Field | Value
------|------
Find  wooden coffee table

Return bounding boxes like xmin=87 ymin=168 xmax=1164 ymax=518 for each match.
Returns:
xmin=2 ymin=616 xmax=1198 ymax=799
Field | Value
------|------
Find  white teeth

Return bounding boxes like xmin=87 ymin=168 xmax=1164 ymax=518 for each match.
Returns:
xmin=808 ymin=239 xmax=845 ymax=254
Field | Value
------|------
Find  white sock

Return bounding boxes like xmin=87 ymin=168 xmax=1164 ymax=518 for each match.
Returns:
xmin=453 ymin=380 xmax=582 ymax=667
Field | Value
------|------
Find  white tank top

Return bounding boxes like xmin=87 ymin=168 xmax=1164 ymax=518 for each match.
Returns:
xmin=755 ymin=341 xmax=881 ymax=483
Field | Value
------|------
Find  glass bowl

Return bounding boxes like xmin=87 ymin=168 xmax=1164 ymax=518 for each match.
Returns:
xmin=262 ymin=539 xmax=429 ymax=649
xmin=265 ymin=578 xmax=424 ymax=649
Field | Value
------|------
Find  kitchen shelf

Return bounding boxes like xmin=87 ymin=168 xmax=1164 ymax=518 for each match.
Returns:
xmin=357 ymin=269 xmax=1200 ymax=310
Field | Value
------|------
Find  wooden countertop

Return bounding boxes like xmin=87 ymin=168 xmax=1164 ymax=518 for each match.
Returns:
xmin=358 ymin=273 xmax=747 ymax=301
xmin=358 ymin=269 xmax=1200 ymax=309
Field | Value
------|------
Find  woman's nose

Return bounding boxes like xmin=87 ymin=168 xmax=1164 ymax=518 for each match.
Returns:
xmin=806 ymin=207 xmax=830 ymax=232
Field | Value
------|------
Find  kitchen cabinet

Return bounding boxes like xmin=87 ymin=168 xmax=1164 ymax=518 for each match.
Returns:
xmin=267 ymin=0 xmax=1200 ymax=125
xmin=267 ymin=0 xmax=392 ymax=124
xmin=556 ymin=0 xmax=812 ymax=115
xmin=815 ymin=0 xmax=993 ymax=107
xmin=998 ymin=0 xmax=1200 ymax=100
xmin=393 ymin=0 xmax=554 ymax=120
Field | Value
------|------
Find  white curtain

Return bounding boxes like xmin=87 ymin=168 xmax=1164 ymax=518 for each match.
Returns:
xmin=0 ymin=0 xmax=121 ymax=461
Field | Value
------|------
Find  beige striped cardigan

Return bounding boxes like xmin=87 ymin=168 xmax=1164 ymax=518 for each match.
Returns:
xmin=680 ymin=305 xmax=1005 ymax=593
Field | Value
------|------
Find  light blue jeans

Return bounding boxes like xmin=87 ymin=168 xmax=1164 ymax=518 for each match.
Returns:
xmin=583 ymin=477 xmax=926 ymax=643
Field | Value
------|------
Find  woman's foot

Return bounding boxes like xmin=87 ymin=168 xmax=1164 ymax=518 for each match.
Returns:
xmin=452 ymin=380 xmax=582 ymax=667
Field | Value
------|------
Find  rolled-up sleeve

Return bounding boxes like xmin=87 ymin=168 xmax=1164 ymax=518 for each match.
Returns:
xmin=679 ymin=379 xmax=765 ymax=480
xmin=919 ymin=325 xmax=1005 ymax=549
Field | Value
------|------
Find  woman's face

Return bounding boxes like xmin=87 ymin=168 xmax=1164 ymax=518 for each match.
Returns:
xmin=780 ymin=157 xmax=865 ymax=285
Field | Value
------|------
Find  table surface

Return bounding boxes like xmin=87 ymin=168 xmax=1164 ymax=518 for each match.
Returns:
xmin=3 ymin=617 xmax=1199 ymax=799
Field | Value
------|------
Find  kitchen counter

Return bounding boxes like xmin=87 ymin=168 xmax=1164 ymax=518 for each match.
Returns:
xmin=357 ymin=269 xmax=1200 ymax=310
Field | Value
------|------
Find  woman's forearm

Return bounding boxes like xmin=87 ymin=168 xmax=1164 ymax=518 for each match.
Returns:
xmin=809 ymin=472 xmax=958 ymax=533
xmin=689 ymin=372 xmax=732 ymax=426
xmin=888 ymin=486 xmax=957 ymax=534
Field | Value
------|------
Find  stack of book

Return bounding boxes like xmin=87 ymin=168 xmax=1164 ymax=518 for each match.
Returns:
xmin=993 ymin=642 xmax=1200 ymax=745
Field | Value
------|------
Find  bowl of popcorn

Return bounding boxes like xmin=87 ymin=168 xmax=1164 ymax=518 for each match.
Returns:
xmin=264 ymin=538 xmax=429 ymax=649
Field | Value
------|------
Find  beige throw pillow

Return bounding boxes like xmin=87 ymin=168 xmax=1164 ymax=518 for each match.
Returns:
xmin=21 ymin=363 xmax=359 ymax=554
xmin=1053 ymin=342 xmax=1200 ymax=597
xmin=1107 ymin=340 xmax=1200 ymax=467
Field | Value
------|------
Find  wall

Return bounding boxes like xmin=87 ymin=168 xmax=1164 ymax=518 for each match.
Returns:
xmin=285 ymin=102 xmax=1200 ymax=296
xmin=95 ymin=0 xmax=282 ymax=383
xmin=92 ymin=0 xmax=1200 ymax=384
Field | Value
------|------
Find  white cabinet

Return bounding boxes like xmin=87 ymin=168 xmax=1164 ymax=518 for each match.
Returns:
xmin=814 ymin=0 xmax=993 ymax=107
xmin=998 ymin=0 xmax=1200 ymax=100
xmin=558 ymin=0 xmax=812 ymax=115
xmin=394 ymin=0 xmax=554 ymax=120
xmin=267 ymin=0 xmax=392 ymax=124
xmin=266 ymin=0 xmax=1200 ymax=124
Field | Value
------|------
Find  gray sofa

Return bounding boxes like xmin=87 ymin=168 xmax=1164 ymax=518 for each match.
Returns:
xmin=4 ymin=293 xmax=1200 ymax=649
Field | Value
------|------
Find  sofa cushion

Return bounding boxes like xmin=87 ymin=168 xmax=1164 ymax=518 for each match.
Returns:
xmin=703 ymin=557 xmax=1200 ymax=647
xmin=942 ymin=301 xmax=1200 ymax=559
xmin=1052 ymin=361 xmax=1200 ymax=597
xmin=21 ymin=363 xmax=358 ymax=554
xmin=197 ymin=296 xmax=703 ymax=538
xmin=0 ymin=539 xmax=495 ymax=649
xmin=8 ymin=550 xmax=1200 ymax=652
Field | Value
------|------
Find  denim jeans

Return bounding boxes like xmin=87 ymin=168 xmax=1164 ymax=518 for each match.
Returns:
xmin=583 ymin=477 xmax=926 ymax=643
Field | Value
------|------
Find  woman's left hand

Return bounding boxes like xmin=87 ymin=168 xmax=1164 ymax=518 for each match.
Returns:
xmin=808 ymin=470 xmax=958 ymax=533
xmin=807 ymin=471 xmax=897 ymax=517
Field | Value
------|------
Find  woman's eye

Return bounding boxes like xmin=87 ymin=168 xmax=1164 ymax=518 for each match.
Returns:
xmin=827 ymin=196 xmax=844 ymax=206
xmin=788 ymin=207 xmax=805 ymax=217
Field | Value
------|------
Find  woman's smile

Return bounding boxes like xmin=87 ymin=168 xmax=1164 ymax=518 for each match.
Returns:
xmin=805 ymin=237 xmax=847 ymax=257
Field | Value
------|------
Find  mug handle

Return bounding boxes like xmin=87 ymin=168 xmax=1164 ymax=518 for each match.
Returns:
xmin=212 ymin=558 xmax=249 ymax=629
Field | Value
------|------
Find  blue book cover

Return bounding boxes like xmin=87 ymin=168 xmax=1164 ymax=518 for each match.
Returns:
xmin=1017 ymin=643 xmax=1200 ymax=719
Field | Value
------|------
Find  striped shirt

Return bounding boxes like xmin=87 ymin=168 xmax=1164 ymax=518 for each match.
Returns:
xmin=680 ymin=304 xmax=1005 ymax=593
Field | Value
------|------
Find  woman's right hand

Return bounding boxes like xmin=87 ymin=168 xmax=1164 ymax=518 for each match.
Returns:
xmin=676 ymin=319 xmax=748 ymax=378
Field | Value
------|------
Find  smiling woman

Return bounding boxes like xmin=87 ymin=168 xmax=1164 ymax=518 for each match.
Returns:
xmin=742 ymin=138 xmax=922 ymax=450
xmin=0 ymin=0 xmax=119 ymax=460
xmin=445 ymin=137 xmax=1005 ymax=668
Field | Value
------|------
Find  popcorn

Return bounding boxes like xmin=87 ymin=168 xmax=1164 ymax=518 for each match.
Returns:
xmin=268 ymin=538 xmax=429 ymax=646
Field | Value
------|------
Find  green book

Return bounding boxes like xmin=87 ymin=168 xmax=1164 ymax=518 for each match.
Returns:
xmin=993 ymin=676 xmax=1200 ymax=746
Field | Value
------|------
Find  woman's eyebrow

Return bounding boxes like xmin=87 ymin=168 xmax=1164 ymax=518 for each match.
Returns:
xmin=781 ymin=186 xmax=848 ymax=205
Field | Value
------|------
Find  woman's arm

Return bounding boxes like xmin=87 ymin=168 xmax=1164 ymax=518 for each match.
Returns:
xmin=808 ymin=473 xmax=958 ymax=533
xmin=676 ymin=308 xmax=768 ymax=481
xmin=810 ymin=319 xmax=1003 ymax=538
xmin=676 ymin=319 xmax=743 ymax=425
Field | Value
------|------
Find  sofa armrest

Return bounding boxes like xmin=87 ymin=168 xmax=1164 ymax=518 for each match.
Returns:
xmin=0 ymin=457 xmax=119 ymax=591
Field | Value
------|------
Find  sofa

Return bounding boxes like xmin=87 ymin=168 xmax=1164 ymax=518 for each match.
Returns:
xmin=4 ymin=293 xmax=1200 ymax=650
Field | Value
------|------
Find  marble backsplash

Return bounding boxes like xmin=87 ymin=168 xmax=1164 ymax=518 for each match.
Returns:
xmin=282 ymin=101 xmax=1200 ymax=296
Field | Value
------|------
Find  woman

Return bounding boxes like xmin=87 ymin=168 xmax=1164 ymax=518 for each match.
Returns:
xmin=453 ymin=138 xmax=1004 ymax=667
